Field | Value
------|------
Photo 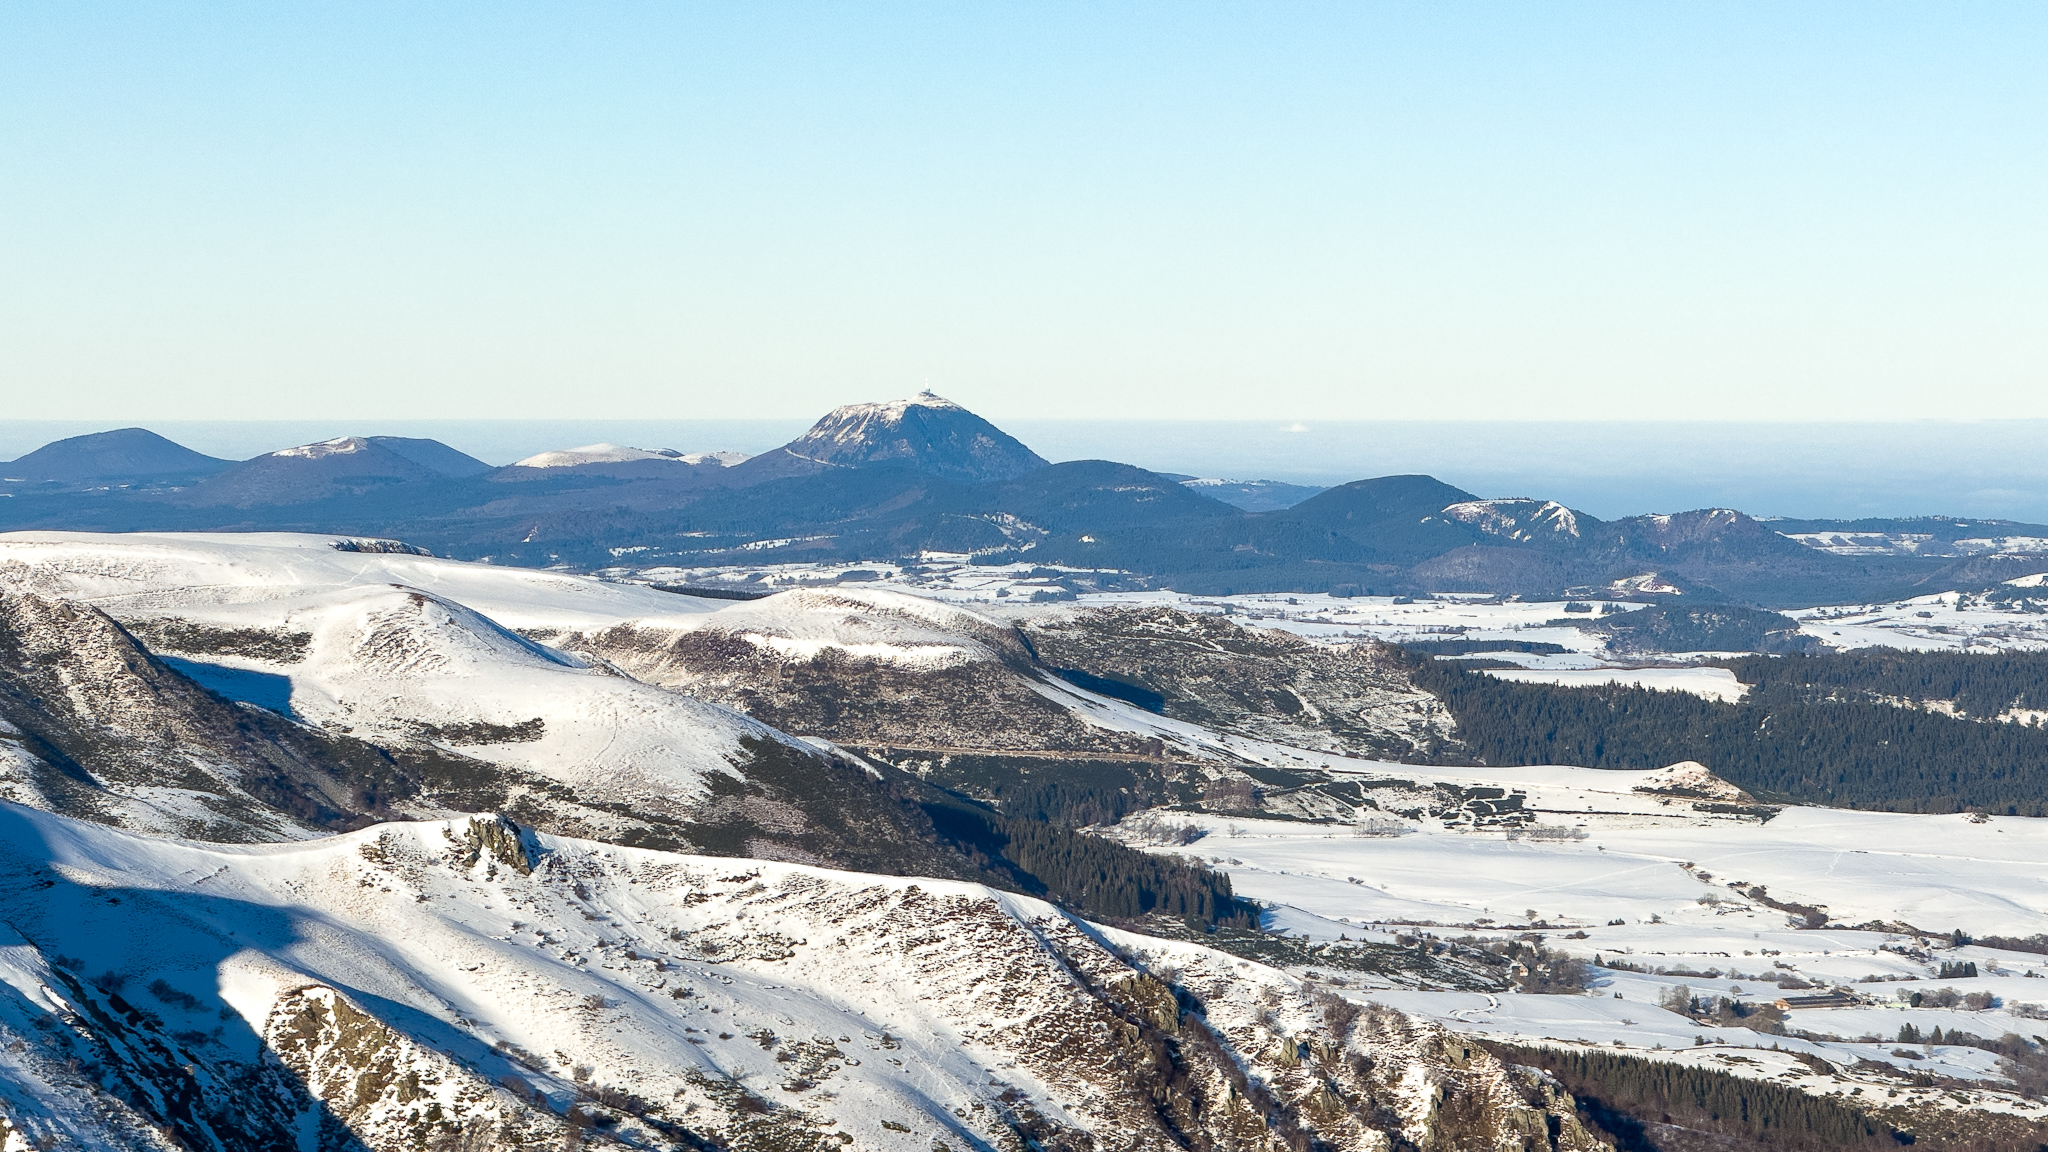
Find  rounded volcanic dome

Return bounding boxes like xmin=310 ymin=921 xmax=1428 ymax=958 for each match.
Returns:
xmin=513 ymin=443 xmax=681 ymax=468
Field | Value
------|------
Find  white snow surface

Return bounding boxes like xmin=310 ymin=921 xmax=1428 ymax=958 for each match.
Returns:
xmin=1482 ymin=666 xmax=1750 ymax=702
xmin=1110 ymin=756 xmax=2048 ymax=1106
xmin=268 ymin=436 xmax=370 ymax=459
xmin=512 ymin=444 xmax=746 ymax=468
xmin=0 ymin=802 xmax=1336 ymax=1150
xmin=1793 ymin=590 xmax=2048 ymax=652
xmin=0 ymin=533 xmax=787 ymax=795
xmin=0 ymin=531 xmax=726 ymax=632
xmin=11 ymin=532 xmax=2048 ymax=1117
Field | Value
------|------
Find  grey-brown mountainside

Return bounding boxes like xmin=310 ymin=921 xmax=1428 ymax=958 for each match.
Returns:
xmin=0 ymin=590 xmax=409 ymax=840
xmin=0 ymin=588 xmax=939 ymax=871
xmin=552 ymin=588 xmax=1466 ymax=826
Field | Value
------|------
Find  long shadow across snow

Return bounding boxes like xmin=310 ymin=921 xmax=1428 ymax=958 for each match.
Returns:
xmin=0 ymin=803 xmax=553 ymax=1151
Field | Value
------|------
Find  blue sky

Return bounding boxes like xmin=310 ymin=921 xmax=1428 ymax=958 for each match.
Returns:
xmin=3 ymin=4 xmax=2042 ymax=420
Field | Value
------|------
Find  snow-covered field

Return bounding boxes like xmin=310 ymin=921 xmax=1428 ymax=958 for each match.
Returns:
xmin=1479 ymin=666 xmax=1750 ymax=701
xmin=1111 ymin=758 xmax=2048 ymax=1113
xmin=1793 ymin=588 xmax=2048 ymax=653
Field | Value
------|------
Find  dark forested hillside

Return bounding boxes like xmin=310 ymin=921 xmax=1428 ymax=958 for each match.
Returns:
xmin=1489 ymin=1043 xmax=1898 ymax=1152
xmin=1410 ymin=654 xmax=2048 ymax=815
xmin=1729 ymin=649 xmax=2048 ymax=719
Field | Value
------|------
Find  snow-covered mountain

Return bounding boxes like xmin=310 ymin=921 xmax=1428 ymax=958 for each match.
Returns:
xmin=0 ymin=534 xmax=980 ymax=875
xmin=1174 ymin=476 xmax=1326 ymax=512
xmin=728 ymin=392 xmax=1050 ymax=485
xmin=0 ymin=802 xmax=1602 ymax=1152
xmin=176 ymin=437 xmax=490 ymax=507
xmin=0 ymin=401 xmax=2021 ymax=605
xmin=9 ymin=527 xmax=2048 ymax=1145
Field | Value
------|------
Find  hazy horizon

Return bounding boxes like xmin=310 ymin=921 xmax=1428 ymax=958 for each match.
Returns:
xmin=7 ymin=416 xmax=2047 ymax=524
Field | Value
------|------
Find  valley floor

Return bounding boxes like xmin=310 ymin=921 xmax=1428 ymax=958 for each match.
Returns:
xmin=1105 ymin=758 xmax=2048 ymax=1124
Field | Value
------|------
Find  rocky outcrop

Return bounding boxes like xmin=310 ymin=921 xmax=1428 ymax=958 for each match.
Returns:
xmin=1016 ymin=605 xmax=1460 ymax=760
xmin=0 ymin=590 xmax=417 ymax=840
xmin=0 ymin=807 xmax=1608 ymax=1152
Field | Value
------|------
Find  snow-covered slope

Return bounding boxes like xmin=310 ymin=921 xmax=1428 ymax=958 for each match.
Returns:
xmin=0 ymin=590 xmax=404 ymax=842
xmin=0 ymin=532 xmax=772 ymax=804
xmin=0 ymin=533 xmax=977 ymax=870
xmin=727 ymin=392 xmax=1049 ymax=485
xmin=1107 ymin=758 xmax=2048 ymax=1121
xmin=0 ymin=803 xmax=1601 ymax=1152
xmin=511 ymin=444 xmax=746 ymax=469
xmin=0 ymin=531 xmax=724 ymax=632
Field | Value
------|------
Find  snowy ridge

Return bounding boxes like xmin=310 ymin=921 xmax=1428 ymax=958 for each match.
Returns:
xmin=0 ymin=803 xmax=1600 ymax=1152
xmin=0 ymin=531 xmax=726 ymax=632
xmin=1440 ymin=499 xmax=1582 ymax=542
xmin=0 ymin=534 xmax=774 ymax=792
xmin=512 ymin=444 xmax=747 ymax=469
xmin=268 ymin=437 xmax=370 ymax=459
xmin=139 ymin=580 xmax=773 ymax=806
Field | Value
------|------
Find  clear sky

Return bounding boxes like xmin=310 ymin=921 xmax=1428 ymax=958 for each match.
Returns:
xmin=3 ymin=3 xmax=2043 ymax=421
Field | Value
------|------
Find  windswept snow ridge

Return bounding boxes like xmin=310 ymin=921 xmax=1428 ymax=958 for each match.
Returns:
xmin=0 ymin=804 xmax=1602 ymax=1152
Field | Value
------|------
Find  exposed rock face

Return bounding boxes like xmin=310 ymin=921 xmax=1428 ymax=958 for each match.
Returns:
xmin=265 ymin=985 xmax=602 ymax=1151
xmin=562 ymin=594 xmax=1469 ymax=829
xmin=0 ymin=806 xmax=1607 ymax=1152
xmin=1014 ymin=605 xmax=1460 ymax=761
xmin=0 ymin=589 xmax=977 ymax=880
xmin=0 ymin=590 xmax=412 ymax=840
xmin=565 ymin=593 xmax=1456 ymax=764
xmin=563 ymin=591 xmax=1164 ymax=758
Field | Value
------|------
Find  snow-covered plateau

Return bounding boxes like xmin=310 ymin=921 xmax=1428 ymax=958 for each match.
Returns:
xmin=4 ymin=530 xmax=2048 ymax=1146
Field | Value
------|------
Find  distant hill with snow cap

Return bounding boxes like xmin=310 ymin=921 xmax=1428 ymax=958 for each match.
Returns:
xmin=176 ymin=435 xmax=491 ymax=506
xmin=729 ymin=391 xmax=1050 ymax=484
xmin=510 ymin=443 xmax=747 ymax=469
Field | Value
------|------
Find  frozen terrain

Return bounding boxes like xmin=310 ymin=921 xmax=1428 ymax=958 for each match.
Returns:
xmin=1108 ymin=758 xmax=2048 ymax=1120
xmin=0 ymin=803 xmax=1597 ymax=1152
xmin=1793 ymin=586 xmax=2048 ymax=653
xmin=8 ymin=529 xmax=2048 ymax=1139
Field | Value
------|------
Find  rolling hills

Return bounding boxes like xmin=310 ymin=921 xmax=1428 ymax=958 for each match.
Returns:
xmin=8 ymin=394 xmax=2046 ymax=605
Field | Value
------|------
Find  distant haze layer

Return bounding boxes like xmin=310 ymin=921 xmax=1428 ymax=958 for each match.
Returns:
xmin=2 ymin=418 xmax=2043 ymax=523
